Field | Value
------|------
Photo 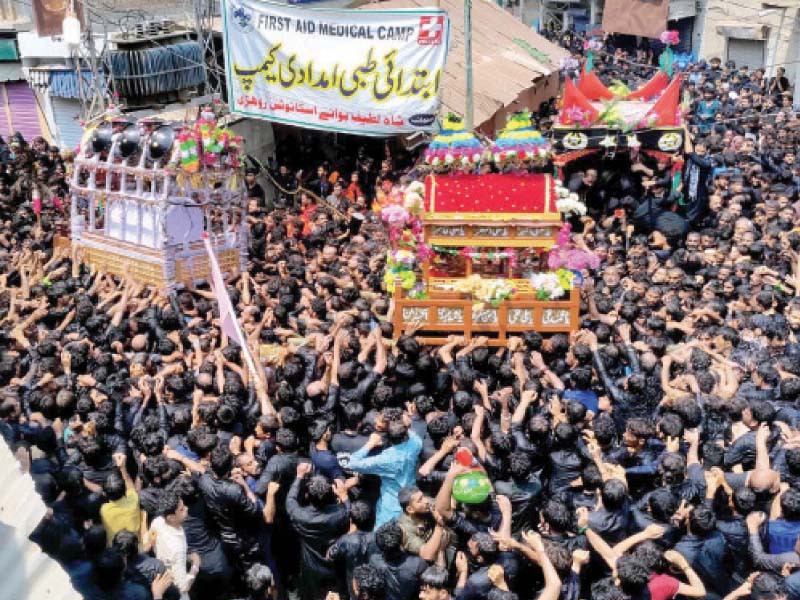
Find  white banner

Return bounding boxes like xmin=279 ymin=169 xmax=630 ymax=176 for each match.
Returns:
xmin=222 ymin=0 xmax=450 ymax=135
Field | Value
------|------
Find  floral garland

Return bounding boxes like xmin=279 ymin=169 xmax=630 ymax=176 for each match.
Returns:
xmin=169 ymin=105 xmax=243 ymax=175
xmin=431 ymin=245 xmax=520 ymax=269
xmin=562 ymin=106 xmax=592 ymax=129
xmin=381 ymin=181 xmax=434 ymax=293
xmin=491 ymin=111 xmax=551 ymax=165
xmin=553 ymin=180 xmax=587 ymax=217
xmin=383 ymin=249 xmax=417 ymax=293
xmin=547 ymin=223 xmax=600 ymax=271
xmin=453 ymin=274 xmax=517 ymax=307
xmin=608 ymin=80 xmax=631 ymax=98
xmin=424 ymin=113 xmax=485 ymax=167
xmin=529 ymin=269 xmax=574 ymax=300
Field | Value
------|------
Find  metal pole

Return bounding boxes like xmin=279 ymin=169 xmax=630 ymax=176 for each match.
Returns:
xmin=465 ymin=0 xmax=474 ymax=130
xmin=538 ymin=0 xmax=545 ymax=32
xmin=765 ymin=7 xmax=787 ymax=79
xmin=519 ymin=0 xmax=525 ymax=25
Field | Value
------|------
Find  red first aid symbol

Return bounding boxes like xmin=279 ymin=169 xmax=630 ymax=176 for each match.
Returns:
xmin=418 ymin=16 xmax=444 ymax=45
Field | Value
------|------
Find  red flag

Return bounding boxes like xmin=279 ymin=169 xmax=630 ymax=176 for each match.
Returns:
xmin=578 ymin=69 xmax=614 ymax=101
xmin=202 ymin=233 xmax=259 ymax=377
xmin=559 ymin=78 xmax=600 ymax=125
xmin=626 ymin=71 xmax=669 ymax=101
xmin=644 ymin=77 xmax=681 ymax=127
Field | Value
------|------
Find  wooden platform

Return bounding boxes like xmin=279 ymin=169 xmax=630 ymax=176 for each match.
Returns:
xmin=53 ymin=234 xmax=241 ymax=288
xmin=393 ymin=287 xmax=580 ymax=344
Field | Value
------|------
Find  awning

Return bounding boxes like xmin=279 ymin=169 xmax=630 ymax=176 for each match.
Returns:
xmin=716 ymin=22 xmax=770 ymax=40
xmin=668 ymin=0 xmax=697 ymax=20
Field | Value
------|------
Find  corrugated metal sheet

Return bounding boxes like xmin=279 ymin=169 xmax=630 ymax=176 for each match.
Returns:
xmin=358 ymin=0 xmax=569 ymax=127
xmin=51 ymin=97 xmax=83 ymax=150
xmin=5 ymin=81 xmax=42 ymax=142
xmin=669 ymin=0 xmax=697 ymax=20
xmin=0 ymin=437 xmax=82 ymax=600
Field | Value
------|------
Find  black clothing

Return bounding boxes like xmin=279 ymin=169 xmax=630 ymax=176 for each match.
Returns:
xmin=369 ymin=552 xmax=428 ymax=600
xmin=285 ymin=477 xmax=350 ymax=600
xmin=328 ymin=531 xmax=375 ymax=600
xmin=197 ymin=473 xmax=262 ymax=564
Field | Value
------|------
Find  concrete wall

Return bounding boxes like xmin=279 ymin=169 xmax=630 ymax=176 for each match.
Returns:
xmin=697 ymin=0 xmax=799 ymax=81
xmin=230 ymin=117 xmax=275 ymax=164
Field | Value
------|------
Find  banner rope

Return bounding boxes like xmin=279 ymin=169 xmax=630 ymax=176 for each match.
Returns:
xmin=250 ymin=156 xmax=349 ymax=221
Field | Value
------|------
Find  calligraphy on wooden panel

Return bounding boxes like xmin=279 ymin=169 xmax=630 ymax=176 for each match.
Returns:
xmin=516 ymin=226 xmax=552 ymax=238
xmin=402 ymin=307 xmax=429 ymax=322
xmin=541 ymin=309 xmax=570 ymax=326
xmin=507 ymin=309 xmax=534 ymax=326
xmin=472 ymin=308 xmax=498 ymax=324
xmin=431 ymin=225 xmax=466 ymax=237
xmin=437 ymin=307 xmax=464 ymax=324
xmin=473 ymin=226 xmax=509 ymax=237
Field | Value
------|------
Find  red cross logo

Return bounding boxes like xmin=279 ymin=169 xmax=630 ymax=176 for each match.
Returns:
xmin=418 ymin=16 xmax=444 ymax=45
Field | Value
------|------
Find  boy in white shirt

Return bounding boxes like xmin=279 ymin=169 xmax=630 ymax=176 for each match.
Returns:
xmin=146 ymin=492 xmax=201 ymax=600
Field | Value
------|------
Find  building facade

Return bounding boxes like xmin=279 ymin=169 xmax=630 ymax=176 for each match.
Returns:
xmin=696 ymin=0 xmax=799 ymax=83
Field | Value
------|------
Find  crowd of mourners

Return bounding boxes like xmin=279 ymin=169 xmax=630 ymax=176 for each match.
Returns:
xmin=6 ymin=27 xmax=800 ymax=600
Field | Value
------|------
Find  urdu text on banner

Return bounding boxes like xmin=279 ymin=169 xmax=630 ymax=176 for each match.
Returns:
xmin=222 ymin=0 xmax=451 ymax=135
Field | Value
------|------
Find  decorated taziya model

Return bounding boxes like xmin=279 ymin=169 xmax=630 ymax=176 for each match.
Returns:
xmin=381 ymin=114 xmax=603 ymax=343
xmin=552 ymin=31 xmax=685 ymax=185
xmin=66 ymin=104 xmax=248 ymax=289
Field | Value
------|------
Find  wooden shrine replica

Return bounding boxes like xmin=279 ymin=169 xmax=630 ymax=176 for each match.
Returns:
xmin=68 ymin=109 xmax=247 ymax=289
xmin=552 ymin=59 xmax=686 ymax=177
xmin=391 ymin=173 xmax=580 ymax=345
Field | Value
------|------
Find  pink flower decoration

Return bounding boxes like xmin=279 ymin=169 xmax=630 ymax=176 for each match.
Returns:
xmin=583 ymin=39 xmax=602 ymax=52
xmin=548 ymin=248 xmax=566 ymax=270
xmin=417 ymin=243 xmax=435 ymax=262
xmin=565 ymin=248 xmax=600 ymax=270
xmin=659 ymin=30 xmax=679 ymax=46
xmin=565 ymin=107 xmax=585 ymax=124
xmin=381 ymin=205 xmax=410 ymax=227
xmin=556 ymin=223 xmax=572 ymax=247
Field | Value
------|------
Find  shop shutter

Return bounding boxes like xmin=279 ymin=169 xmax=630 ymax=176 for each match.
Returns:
xmin=726 ymin=38 xmax=765 ymax=70
xmin=5 ymin=82 xmax=42 ymax=141
xmin=50 ymin=97 xmax=83 ymax=150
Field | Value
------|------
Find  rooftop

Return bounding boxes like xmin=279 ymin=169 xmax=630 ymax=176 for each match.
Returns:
xmin=359 ymin=0 xmax=568 ymax=127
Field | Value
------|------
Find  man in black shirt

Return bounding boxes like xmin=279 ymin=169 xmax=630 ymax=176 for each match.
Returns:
xmin=245 ymin=168 xmax=267 ymax=209
xmin=287 ymin=462 xmax=351 ymax=600
xmin=197 ymin=445 xmax=263 ymax=570
xmin=369 ymin=521 xmax=428 ymax=600
xmin=328 ymin=500 xmax=375 ymax=600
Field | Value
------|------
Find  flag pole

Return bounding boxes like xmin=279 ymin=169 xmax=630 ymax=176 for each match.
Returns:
xmin=201 ymin=233 xmax=260 ymax=382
